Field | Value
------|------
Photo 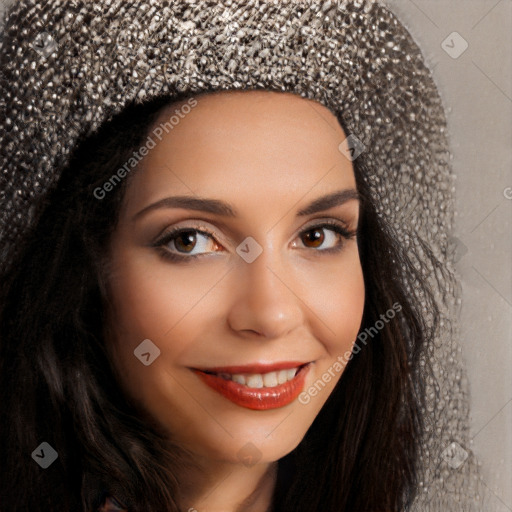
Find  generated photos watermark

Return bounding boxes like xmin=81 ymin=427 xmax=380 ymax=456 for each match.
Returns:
xmin=299 ymin=301 xmax=402 ymax=404
xmin=93 ymin=97 xmax=198 ymax=200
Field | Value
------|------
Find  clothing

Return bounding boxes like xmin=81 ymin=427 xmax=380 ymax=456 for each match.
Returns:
xmin=0 ymin=0 xmax=488 ymax=509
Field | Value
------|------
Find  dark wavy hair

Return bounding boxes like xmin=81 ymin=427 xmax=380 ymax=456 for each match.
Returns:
xmin=0 ymin=90 xmax=439 ymax=511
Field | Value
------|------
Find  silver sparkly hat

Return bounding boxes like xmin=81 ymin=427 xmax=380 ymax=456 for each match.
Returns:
xmin=0 ymin=0 xmax=487 ymax=509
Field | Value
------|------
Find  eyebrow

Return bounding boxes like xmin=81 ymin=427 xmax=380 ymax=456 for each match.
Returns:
xmin=132 ymin=188 xmax=360 ymax=221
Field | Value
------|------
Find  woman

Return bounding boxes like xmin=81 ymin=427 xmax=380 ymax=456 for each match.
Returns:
xmin=0 ymin=1 xmax=486 ymax=511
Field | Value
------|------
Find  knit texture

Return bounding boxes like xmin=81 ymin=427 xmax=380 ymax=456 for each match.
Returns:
xmin=0 ymin=0 xmax=488 ymax=509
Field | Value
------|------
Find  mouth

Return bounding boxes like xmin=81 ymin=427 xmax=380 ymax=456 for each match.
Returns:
xmin=190 ymin=361 xmax=312 ymax=410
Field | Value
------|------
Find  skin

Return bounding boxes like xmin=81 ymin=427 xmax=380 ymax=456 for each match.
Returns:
xmin=105 ymin=90 xmax=365 ymax=512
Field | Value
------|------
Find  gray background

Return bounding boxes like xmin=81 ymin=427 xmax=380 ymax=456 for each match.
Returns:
xmin=1 ymin=0 xmax=511 ymax=509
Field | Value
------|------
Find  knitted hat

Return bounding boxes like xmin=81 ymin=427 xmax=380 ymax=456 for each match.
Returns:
xmin=0 ymin=0 xmax=487 ymax=509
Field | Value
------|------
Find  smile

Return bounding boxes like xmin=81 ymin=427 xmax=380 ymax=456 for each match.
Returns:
xmin=191 ymin=362 xmax=312 ymax=410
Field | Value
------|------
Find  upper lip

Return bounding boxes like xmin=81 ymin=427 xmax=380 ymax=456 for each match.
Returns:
xmin=192 ymin=361 xmax=311 ymax=374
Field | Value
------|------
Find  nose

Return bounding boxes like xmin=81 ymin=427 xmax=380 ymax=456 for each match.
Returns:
xmin=226 ymin=248 xmax=304 ymax=340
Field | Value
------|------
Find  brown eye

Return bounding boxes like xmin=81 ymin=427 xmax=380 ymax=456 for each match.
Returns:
xmin=295 ymin=221 xmax=356 ymax=253
xmin=301 ymin=227 xmax=326 ymax=248
xmin=154 ymin=226 xmax=222 ymax=261
xmin=174 ymin=230 xmax=198 ymax=253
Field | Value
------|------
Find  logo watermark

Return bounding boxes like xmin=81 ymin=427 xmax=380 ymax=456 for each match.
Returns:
xmin=441 ymin=32 xmax=468 ymax=59
xmin=441 ymin=441 xmax=469 ymax=469
xmin=134 ymin=339 xmax=161 ymax=366
xmin=31 ymin=441 xmax=58 ymax=469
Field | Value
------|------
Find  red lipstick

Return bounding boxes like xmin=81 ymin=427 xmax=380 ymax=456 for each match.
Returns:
xmin=191 ymin=362 xmax=311 ymax=410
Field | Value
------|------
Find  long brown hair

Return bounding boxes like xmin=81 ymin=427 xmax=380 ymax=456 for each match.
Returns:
xmin=0 ymin=91 xmax=439 ymax=511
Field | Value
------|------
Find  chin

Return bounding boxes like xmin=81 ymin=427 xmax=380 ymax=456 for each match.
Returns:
xmin=174 ymin=410 xmax=309 ymax=467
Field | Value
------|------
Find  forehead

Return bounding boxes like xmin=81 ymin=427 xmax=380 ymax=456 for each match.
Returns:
xmin=121 ymin=90 xmax=356 ymax=218
xmin=164 ymin=89 xmax=345 ymax=146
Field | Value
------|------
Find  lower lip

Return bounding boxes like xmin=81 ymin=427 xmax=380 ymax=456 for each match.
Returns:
xmin=192 ymin=364 xmax=311 ymax=410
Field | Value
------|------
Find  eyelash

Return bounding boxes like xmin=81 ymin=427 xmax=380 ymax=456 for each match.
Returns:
xmin=152 ymin=219 xmax=357 ymax=263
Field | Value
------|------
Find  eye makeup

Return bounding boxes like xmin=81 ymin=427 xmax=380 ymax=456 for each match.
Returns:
xmin=151 ymin=218 xmax=358 ymax=264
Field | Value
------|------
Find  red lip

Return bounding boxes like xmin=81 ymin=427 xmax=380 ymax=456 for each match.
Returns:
xmin=192 ymin=363 xmax=311 ymax=410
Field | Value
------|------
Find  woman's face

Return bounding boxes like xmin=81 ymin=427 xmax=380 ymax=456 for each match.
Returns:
xmin=105 ymin=90 xmax=365 ymax=465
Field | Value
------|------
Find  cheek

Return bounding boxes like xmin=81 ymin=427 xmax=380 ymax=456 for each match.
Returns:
xmin=103 ymin=249 xmax=226 ymax=407
xmin=295 ymin=249 xmax=365 ymax=407
xmin=106 ymin=249 xmax=219 ymax=349
xmin=303 ymin=249 xmax=365 ymax=353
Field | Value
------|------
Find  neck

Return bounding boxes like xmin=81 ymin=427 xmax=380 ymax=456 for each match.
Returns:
xmin=178 ymin=457 xmax=278 ymax=512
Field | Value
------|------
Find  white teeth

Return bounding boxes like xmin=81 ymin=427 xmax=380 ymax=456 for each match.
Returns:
xmin=246 ymin=374 xmax=263 ymax=388
xmin=232 ymin=374 xmax=246 ymax=385
xmin=277 ymin=370 xmax=288 ymax=384
xmin=212 ymin=367 xmax=302 ymax=388
xmin=262 ymin=371 xmax=278 ymax=388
